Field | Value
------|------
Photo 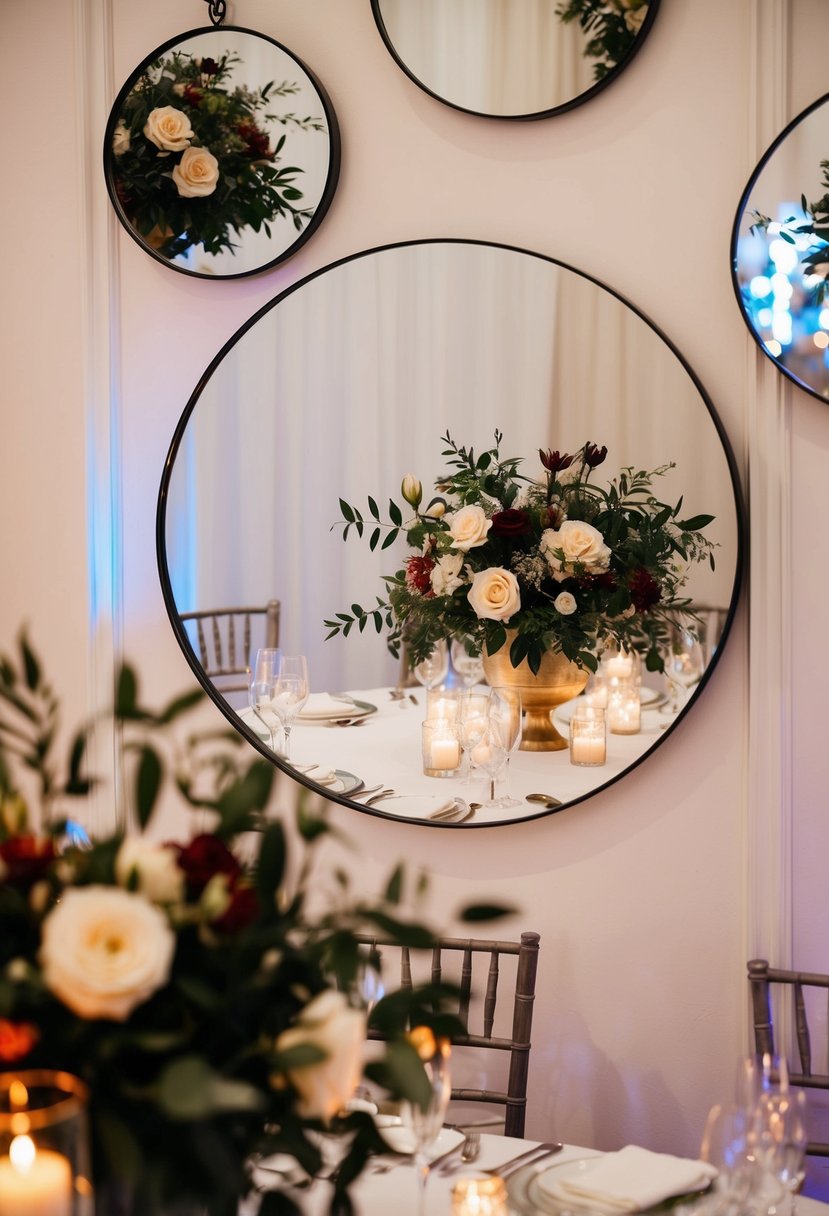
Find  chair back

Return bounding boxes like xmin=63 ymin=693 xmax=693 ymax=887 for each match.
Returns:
xmin=748 ymin=958 xmax=829 ymax=1156
xmin=358 ymin=930 xmax=540 ymax=1137
xmin=180 ymin=601 xmax=281 ymax=694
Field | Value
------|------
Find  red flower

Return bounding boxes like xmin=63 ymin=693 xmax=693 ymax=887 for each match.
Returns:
xmin=583 ymin=443 xmax=608 ymax=468
xmin=182 ymin=85 xmax=203 ymax=108
xmin=0 ymin=836 xmax=56 ymax=887
xmin=490 ymin=509 xmax=531 ymax=538
xmin=539 ymin=449 xmax=573 ymax=475
xmin=628 ymin=567 xmax=662 ymax=612
xmin=405 ymin=556 xmax=435 ymax=596
xmin=0 ymin=1019 xmax=39 ymax=1063
xmin=176 ymin=834 xmax=239 ymax=897
xmin=237 ymin=120 xmax=272 ymax=160
xmin=212 ymin=882 xmax=259 ymax=934
xmin=199 ymin=57 xmax=220 ymax=76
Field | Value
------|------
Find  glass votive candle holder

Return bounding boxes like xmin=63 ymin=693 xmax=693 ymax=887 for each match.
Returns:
xmin=569 ymin=705 xmax=607 ymax=766
xmin=584 ymin=672 xmax=609 ymax=708
xmin=426 ymin=686 xmax=461 ymax=722
xmin=607 ymin=682 xmax=641 ymax=735
xmin=452 ymin=1173 xmax=509 ymax=1215
xmin=422 ymin=719 xmax=462 ymax=777
xmin=0 ymin=1070 xmax=93 ymax=1216
xmin=600 ymin=645 xmax=641 ymax=690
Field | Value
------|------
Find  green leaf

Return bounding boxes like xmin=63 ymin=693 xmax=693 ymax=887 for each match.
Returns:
xmin=271 ymin=1042 xmax=327 ymax=1072
xmin=339 ymin=498 xmax=355 ymax=523
xmin=384 ymin=864 xmax=404 ymax=905
xmin=158 ymin=1056 xmax=264 ymax=1120
xmin=19 ymin=634 xmax=40 ymax=691
xmin=676 ymin=514 xmax=714 ymax=531
xmin=369 ymin=528 xmax=381 ymax=552
xmin=115 ymin=664 xmax=138 ymax=717
xmin=381 ymin=528 xmax=399 ymax=551
xmin=255 ymin=821 xmax=286 ymax=910
xmin=135 ymin=745 xmax=162 ymax=830
xmin=367 ymin=1040 xmax=432 ymax=1109
xmin=368 ymin=496 xmax=380 ymax=520
xmin=156 ymin=688 xmax=204 ymax=724
xmin=388 ymin=499 xmax=403 ymax=527
xmin=460 ymin=902 xmax=517 ymax=922
xmin=361 ymin=910 xmax=434 ymax=948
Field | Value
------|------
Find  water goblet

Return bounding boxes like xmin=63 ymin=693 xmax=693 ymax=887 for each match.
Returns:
xmin=700 ymin=1102 xmax=771 ymax=1215
xmin=488 ymin=686 xmax=523 ymax=807
xmin=471 ymin=724 xmax=509 ymax=808
xmin=251 ymin=646 xmax=282 ymax=686
xmin=272 ymin=654 xmax=309 ymax=761
xmin=661 ymin=626 xmax=705 ymax=715
xmin=413 ymin=639 xmax=450 ymax=691
xmin=450 ymin=638 xmax=485 ymax=689
xmin=457 ymin=690 xmax=492 ymax=784
xmin=399 ymin=1039 xmax=452 ymax=1216
xmin=756 ymin=1088 xmax=808 ymax=1206
xmin=248 ymin=676 xmax=280 ymax=753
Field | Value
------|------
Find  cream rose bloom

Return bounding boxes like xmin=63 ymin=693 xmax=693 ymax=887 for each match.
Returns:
xmin=554 ymin=591 xmax=578 ymax=616
xmin=275 ymin=990 xmax=366 ymax=1121
xmin=172 ymin=146 xmax=220 ymax=198
xmin=112 ymin=121 xmax=131 ymax=156
xmin=143 ymin=105 xmax=194 ymax=152
xmin=540 ymin=520 xmax=611 ymax=582
xmin=446 ymin=504 xmax=492 ymax=552
xmin=467 ymin=567 xmax=521 ymax=622
xmin=39 ymin=886 xmax=175 ymax=1021
xmin=430 ymin=552 xmax=465 ymax=596
xmin=115 ymin=838 xmax=184 ymax=905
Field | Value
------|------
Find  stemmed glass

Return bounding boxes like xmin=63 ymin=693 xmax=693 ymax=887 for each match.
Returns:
xmin=471 ymin=724 xmax=509 ymax=809
xmin=661 ymin=626 xmax=705 ymax=715
xmin=488 ymin=687 xmax=523 ymax=807
xmin=700 ymin=1103 xmax=772 ymax=1215
xmin=457 ymin=690 xmax=492 ymax=785
xmin=450 ymin=638 xmax=485 ymax=689
xmin=251 ymin=646 xmax=281 ymax=685
xmin=755 ymin=1088 xmax=808 ymax=1206
xmin=271 ymin=655 xmax=309 ymax=762
xmin=399 ymin=1040 xmax=452 ymax=1216
xmin=248 ymin=674 xmax=281 ymax=753
xmin=413 ymin=640 xmax=450 ymax=691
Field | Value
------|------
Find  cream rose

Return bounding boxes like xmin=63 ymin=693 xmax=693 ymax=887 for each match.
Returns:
xmin=112 ymin=121 xmax=131 ymax=157
xmin=467 ymin=567 xmax=521 ymax=622
xmin=554 ymin=591 xmax=578 ymax=616
xmin=115 ymin=838 xmax=184 ymax=905
xmin=143 ymin=105 xmax=194 ymax=152
xmin=446 ymin=504 xmax=492 ymax=552
xmin=39 ymin=886 xmax=175 ymax=1021
xmin=275 ymin=990 xmax=366 ymax=1121
xmin=540 ymin=520 xmax=611 ymax=582
xmin=430 ymin=552 xmax=465 ymax=596
xmin=172 ymin=146 xmax=220 ymax=198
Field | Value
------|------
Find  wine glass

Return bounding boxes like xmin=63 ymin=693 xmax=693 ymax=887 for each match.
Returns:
xmin=248 ymin=675 xmax=281 ymax=753
xmin=661 ymin=626 xmax=705 ymax=715
xmin=450 ymin=638 xmax=485 ymax=689
xmin=471 ymin=724 xmax=509 ymax=809
xmin=756 ymin=1088 xmax=808 ymax=1203
xmin=251 ymin=646 xmax=282 ymax=686
xmin=399 ymin=1040 xmax=452 ymax=1216
xmin=700 ymin=1102 xmax=771 ymax=1215
xmin=488 ymin=686 xmax=523 ymax=807
xmin=271 ymin=655 xmax=309 ymax=761
xmin=413 ymin=640 xmax=450 ymax=691
xmin=457 ymin=690 xmax=492 ymax=784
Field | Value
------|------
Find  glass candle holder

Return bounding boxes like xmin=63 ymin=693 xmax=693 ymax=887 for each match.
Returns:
xmin=607 ymin=681 xmax=641 ymax=735
xmin=422 ymin=719 xmax=462 ymax=777
xmin=452 ymin=1173 xmax=509 ymax=1215
xmin=426 ymin=686 xmax=461 ymax=722
xmin=569 ymin=705 xmax=607 ymax=767
xmin=0 ymin=1071 xmax=93 ymax=1216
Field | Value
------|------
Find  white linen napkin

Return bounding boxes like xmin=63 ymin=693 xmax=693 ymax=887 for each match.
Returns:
xmin=299 ymin=693 xmax=358 ymax=719
xmin=538 ymin=1146 xmax=717 ymax=1213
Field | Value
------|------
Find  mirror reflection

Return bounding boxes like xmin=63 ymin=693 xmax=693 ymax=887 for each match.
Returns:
xmin=159 ymin=240 xmax=742 ymax=827
xmin=371 ymin=0 xmax=658 ymax=119
xmin=104 ymin=27 xmax=339 ymax=278
xmin=733 ymin=93 xmax=829 ymax=401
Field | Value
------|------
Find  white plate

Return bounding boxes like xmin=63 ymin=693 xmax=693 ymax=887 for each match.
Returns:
xmin=555 ymin=687 xmax=666 ymax=724
xmin=508 ymin=1155 xmax=709 ymax=1216
xmin=298 ymin=697 xmax=377 ymax=723
xmin=376 ymin=1122 xmax=464 ymax=1158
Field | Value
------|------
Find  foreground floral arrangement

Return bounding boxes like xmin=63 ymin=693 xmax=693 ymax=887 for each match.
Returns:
xmin=0 ymin=636 xmax=495 ymax=1214
xmin=327 ymin=432 xmax=715 ymax=676
xmin=555 ymin=0 xmax=650 ymax=81
xmin=110 ymin=49 xmax=324 ymax=260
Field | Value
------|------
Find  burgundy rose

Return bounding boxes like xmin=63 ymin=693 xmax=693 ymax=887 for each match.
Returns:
xmin=237 ymin=120 xmax=272 ymax=160
xmin=583 ymin=443 xmax=608 ymax=468
xmin=199 ymin=57 xmax=220 ymax=76
xmin=539 ymin=449 xmax=573 ymax=475
xmin=545 ymin=503 xmax=566 ymax=529
xmin=182 ymin=85 xmax=203 ymax=108
xmin=0 ymin=836 xmax=56 ymax=887
xmin=176 ymin=834 xmax=239 ymax=897
xmin=490 ymin=509 xmax=531 ymax=538
xmin=212 ymin=882 xmax=259 ymax=934
xmin=628 ymin=567 xmax=662 ymax=612
xmin=405 ymin=555 xmax=435 ymax=596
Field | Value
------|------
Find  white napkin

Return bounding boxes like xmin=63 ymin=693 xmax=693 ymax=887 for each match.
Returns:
xmin=538 ymin=1146 xmax=717 ymax=1213
xmin=299 ymin=693 xmax=358 ymax=719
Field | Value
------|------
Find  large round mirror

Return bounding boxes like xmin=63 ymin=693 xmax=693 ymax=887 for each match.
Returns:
xmin=732 ymin=92 xmax=829 ymax=401
xmin=104 ymin=26 xmax=340 ymax=278
xmin=158 ymin=240 xmax=744 ymax=828
xmin=370 ymin=0 xmax=660 ymax=119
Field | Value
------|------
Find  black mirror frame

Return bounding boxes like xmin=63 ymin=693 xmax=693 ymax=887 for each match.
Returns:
xmin=103 ymin=25 xmax=341 ymax=280
xmin=369 ymin=0 xmax=661 ymax=121
xmin=156 ymin=237 xmax=747 ymax=828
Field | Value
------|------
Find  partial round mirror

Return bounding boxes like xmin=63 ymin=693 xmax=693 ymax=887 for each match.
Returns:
xmin=104 ymin=26 xmax=340 ymax=278
xmin=732 ymin=92 xmax=829 ymax=401
xmin=370 ymin=0 xmax=660 ymax=119
xmin=158 ymin=239 xmax=744 ymax=827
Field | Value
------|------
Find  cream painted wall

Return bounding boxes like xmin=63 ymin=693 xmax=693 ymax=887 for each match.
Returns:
xmin=4 ymin=0 xmax=829 ymax=1167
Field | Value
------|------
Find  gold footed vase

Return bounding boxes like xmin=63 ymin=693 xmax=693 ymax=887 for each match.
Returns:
xmin=482 ymin=632 xmax=588 ymax=751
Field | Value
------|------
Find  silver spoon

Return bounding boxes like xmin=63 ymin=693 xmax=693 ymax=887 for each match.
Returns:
xmin=526 ymin=793 xmax=563 ymax=809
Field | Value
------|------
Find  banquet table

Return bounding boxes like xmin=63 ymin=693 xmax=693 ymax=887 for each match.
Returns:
xmin=237 ymin=683 xmax=672 ymax=824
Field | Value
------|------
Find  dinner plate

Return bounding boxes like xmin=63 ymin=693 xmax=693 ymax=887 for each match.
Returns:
xmin=298 ymin=697 xmax=377 ymax=723
xmin=555 ymin=687 xmax=666 ymax=724
xmin=507 ymin=1155 xmax=709 ymax=1216
xmin=375 ymin=1121 xmax=464 ymax=1158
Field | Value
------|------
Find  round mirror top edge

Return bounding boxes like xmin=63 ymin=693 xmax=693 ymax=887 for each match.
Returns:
xmin=157 ymin=237 xmax=745 ymax=828
xmin=104 ymin=24 xmax=340 ymax=280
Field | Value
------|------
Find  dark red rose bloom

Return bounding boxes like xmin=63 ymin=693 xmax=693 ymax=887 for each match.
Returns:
xmin=182 ymin=85 xmax=203 ymax=108
xmin=545 ymin=504 xmax=566 ymax=529
xmin=237 ymin=120 xmax=272 ymax=160
xmin=592 ymin=571 xmax=618 ymax=590
xmin=583 ymin=443 xmax=608 ymax=468
xmin=0 ymin=1019 xmax=39 ymax=1063
xmin=539 ymin=449 xmax=573 ymax=475
xmin=490 ymin=509 xmax=531 ymax=538
xmin=405 ymin=555 xmax=435 ymax=596
xmin=0 ymin=836 xmax=56 ymax=887
xmin=176 ymin=834 xmax=239 ymax=897
xmin=628 ymin=567 xmax=662 ymax=612
xmin=199 ymin=57 xmax=220 ymax=76
xmin=212 ymin=882 xmax=259 ymax=934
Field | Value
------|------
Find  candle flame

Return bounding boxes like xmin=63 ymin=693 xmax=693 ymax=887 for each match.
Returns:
xmin=8 ymin=1080 xmax=28 ymax=1109
xmin=9 ymin=1133 xmax=35 ymax=1174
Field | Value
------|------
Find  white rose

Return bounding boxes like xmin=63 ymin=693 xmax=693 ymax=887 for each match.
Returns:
xmin=540 ymin=520 xmax=611 ymax=582
xmin=554 ymin=592 xmax=578 ymax=616
xmin=115 ymin=838 xmax=184 ymax=905
xmin=467 ymin=567 xmax=521 ymax=622
xmin=430 ymin=552 xmax=465 ymax=596
xmin=112 ymin=121 xmax=131 ymax=156
xmin=446 ymin=504 xmax=492 ymax=552
xmin=275 ymin=990 xmax=366 ymax=1121
xmin=172 ymin=146 xmax=220 ymax=198
xmin=39 ymin=886 xmax=175 ymax=1021
xmin=143 ymin=105 xmax=194 ymax=152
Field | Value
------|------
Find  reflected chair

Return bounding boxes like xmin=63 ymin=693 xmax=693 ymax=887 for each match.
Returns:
xmin=747 ymin=958 xmax=829 ymax=1156
xmin=356 ymin=930 xmax=540 ymax=1137
xmin=179 ymin=601 xmax=281 ymax=695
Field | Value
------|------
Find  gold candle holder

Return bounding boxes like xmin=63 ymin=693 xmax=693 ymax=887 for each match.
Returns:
xmin=0 ymin=1071 xmax=92 ymax=1216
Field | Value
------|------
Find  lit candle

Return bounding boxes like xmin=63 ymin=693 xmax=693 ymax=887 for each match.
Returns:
xmin=426 ymin=689 xmax=460 ymax=722
xmin=431 ymin=737 xmax=460 ymax=769
xmin=422 ymin=721 xmax=461 ymax=776
xmin=0 ymin=1136 xmax=72 ymax=1216
xmin=607 ymin=686 xmax=641 ymax=735
xmin=452 ymin=1173 xmax=509 ymax=1215
xmin=569 ymin=705 xmax=607 ymax=767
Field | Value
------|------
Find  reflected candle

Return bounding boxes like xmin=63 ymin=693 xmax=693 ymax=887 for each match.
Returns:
xmin=422 ymin=720 xmax=461 ymax=777
xmin=0 ymin=1136 xmax=72 ymax=1216
xmin=452 ymin=1174 xmax=509 ymax=1215
xmin=607 ymin=684 xmax=641 ymax=735
xmin=569 ymin=705 xmax=606 ymax=767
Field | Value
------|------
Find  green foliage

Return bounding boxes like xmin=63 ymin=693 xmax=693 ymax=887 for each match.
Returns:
xmin=555 ymin=0 xmax=649 ymax=81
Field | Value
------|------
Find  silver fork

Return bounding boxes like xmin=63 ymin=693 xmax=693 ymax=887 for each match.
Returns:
xmin=436 ymin=1132 xmax=481 ymax=1175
